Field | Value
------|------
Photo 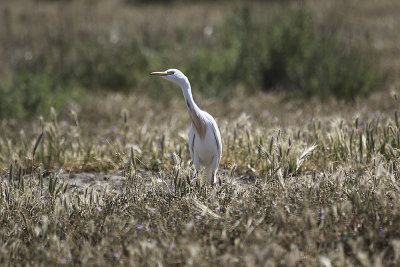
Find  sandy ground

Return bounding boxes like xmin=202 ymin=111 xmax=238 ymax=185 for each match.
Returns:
xmin=0 ymin=166 xmax=257 ymax=198
xmin=2 ymin=170 xmax=146 ymax=194
xmin=1 ymin=168 xmax=254 ymax=194
xmin=62 ymin=171 xmax=126 ymax=193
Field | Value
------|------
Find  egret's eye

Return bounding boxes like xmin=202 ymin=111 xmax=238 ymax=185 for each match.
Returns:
xmin=167 ymin=71 xmax=175 ymax=75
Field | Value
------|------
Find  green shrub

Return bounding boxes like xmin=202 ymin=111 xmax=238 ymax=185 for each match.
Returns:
xmin=19 ymin=39 xmax=148 ymax=93
xmin=259 ymin=9 xmax=382 ymax=100
xmin=186 ymin=47 xmax=238 ymax=97
xmin=74 ymin=40 xmax=148 ymax=92
xmin=0 ymin=72 xmax=70 ymax=119
xmin=183 ymin=5 xmax=257 ymax=97
xmin=0 ymin=38 xmax=148 ymax=119
xmin=186 ymin=5 xmax=384 ymax=100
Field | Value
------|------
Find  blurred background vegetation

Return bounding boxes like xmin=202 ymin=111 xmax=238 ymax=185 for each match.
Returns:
xmin=0 ymin=0 xmax=398 ymax=119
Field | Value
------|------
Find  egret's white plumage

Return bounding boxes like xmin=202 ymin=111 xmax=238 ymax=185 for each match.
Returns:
xmin=151 ymin=69 xmax=222 ymax=184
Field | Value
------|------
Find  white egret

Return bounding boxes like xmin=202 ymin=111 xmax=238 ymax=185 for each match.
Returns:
xmin=151 ymin=69 xmax=222 ymax=185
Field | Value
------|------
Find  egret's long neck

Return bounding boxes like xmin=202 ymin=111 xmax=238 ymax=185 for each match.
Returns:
xmin=178 ymin=78 xmax=201 ymax=113
xmin=177 ymin=77 xmax=207 ymax=139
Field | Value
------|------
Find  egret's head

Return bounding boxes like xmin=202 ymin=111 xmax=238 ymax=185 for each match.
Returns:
xmin=150 ymin=69 xmax=188 ymax=85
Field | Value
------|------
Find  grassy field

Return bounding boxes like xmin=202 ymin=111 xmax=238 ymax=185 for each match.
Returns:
xmin=1 ymin=0 xmax=400 ymax=266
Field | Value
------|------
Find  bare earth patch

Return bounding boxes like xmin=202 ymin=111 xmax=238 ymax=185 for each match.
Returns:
xmin=62 ymin=172 xmax=125 ymax=193
xmin=57 ymin=168 xmax=251 ymax=194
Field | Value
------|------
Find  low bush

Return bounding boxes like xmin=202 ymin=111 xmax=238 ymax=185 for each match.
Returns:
xmin=74 ymin=40 xmax=148 ymax=92
xmin=0 ymin=39 xmax=148 ymax=119
xmin=259 ymin=9 xmax=382 ymax=100
xmin=0 ymin=72 xmax=70 ymax=119
xmin=187 ymin=5 xmax=384 ymax=100
xmin=187 ymin=47 xmax=238 ymax=97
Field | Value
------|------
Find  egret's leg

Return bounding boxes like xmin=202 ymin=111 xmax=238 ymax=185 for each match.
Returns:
xmin=206 ymin=156 xmax=219 ymax=185
xmin=193 ymin=152 xmax=200 ymax=177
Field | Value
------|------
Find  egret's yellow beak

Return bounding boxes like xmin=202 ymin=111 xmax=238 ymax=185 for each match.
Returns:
xmin=150 ymin=71 xmax=169 ymax=76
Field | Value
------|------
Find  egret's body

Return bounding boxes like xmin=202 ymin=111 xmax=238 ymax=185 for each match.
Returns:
xmin=151 ymin=69 xmax=222 ymax=184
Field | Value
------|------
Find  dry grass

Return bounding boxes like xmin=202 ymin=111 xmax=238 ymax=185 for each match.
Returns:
xmin=1 ymin=88 xmax=400 ymax=265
